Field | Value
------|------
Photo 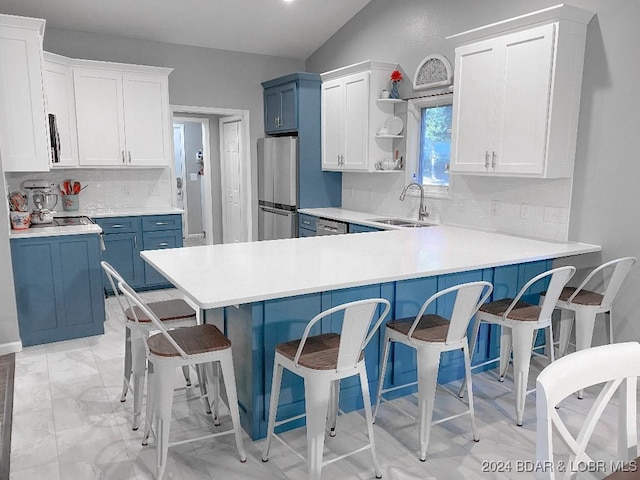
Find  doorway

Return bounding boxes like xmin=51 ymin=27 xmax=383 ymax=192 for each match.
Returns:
xmin=171 ymin=105 xmax=252 ymax=245
xmin=173 ymin=117 xmax=209 ymax=247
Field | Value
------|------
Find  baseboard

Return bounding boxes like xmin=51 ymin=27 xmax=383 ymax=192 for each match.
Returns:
xmin=0 ymin=342 xmax=22 ymax=357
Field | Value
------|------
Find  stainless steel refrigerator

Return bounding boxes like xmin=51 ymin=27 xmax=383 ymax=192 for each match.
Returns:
xmin=258 ymin=136 xmax=297 ymax=240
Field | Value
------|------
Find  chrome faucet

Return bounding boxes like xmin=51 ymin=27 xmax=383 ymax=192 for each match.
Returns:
xmin=400 ymin=182 xmax=429 ymax=221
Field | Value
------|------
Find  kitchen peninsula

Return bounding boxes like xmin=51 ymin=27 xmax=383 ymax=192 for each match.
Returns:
xmin=141 ymin=226 xmax=599 ymax=439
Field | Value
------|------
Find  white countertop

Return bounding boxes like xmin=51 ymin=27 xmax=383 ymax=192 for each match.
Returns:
xmin=74 ymin=207 xmax=184 ymax=218
xmin=10 ymin=223 xmax=102 ymax=239
xmin=298 ymin=207 xmax=423 ymax=229
xmin=140 ymin=225 xmax=600 ymax=310
xmin=8 ymin=207 xmax=182 ymax=238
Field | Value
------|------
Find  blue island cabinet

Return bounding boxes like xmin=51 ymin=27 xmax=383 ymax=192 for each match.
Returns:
xmin=11 ymin=234 xmax=105 ymax=346
xmin=223 ymin=259 xmax=551 ymax=440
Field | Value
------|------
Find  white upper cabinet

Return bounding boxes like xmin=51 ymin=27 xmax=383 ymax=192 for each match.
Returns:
xmin=74 ymin=61 xmax=172 ymax=167
xmin=121 ymin=73 xmax=171 ymax=167
xmin=43 ymin=52 xmax=79 ymax=168
xmin=0 ymin=15 xmax=50 ymax=173
xmin=321 ymin=61 xmax=399 ymax=172
xmin=448 ymin=4 xmax=595 ymax=178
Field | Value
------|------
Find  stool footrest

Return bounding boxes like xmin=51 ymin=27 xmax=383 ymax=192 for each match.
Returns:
xmin=272 ymin=433 xmax=306 ymax=462
xmin=168 ymin=427 xmax=236 ymax=448
xmin=379 ymin=381 xmax=418 ymax=397
xmin=274 ymin=412 xmax=306 ymax=428
xmin=431 ymin=410 xmax=471 ymax=426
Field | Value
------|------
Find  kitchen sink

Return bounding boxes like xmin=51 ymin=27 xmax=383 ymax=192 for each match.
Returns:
xmin=367 ymin=218 xmax=435 ymax=228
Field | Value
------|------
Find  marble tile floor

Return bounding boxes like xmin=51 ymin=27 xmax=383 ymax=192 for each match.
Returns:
xmin=10 ymin=289 xmax=638 ymax=480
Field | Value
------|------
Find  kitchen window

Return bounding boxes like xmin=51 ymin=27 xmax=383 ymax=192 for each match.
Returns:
xmin=405 ymin=93 xmax=453 ymax=198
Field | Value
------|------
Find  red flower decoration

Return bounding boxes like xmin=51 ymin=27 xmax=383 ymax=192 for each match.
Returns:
xmin=390 ymin=70 xmax=403 ymax=82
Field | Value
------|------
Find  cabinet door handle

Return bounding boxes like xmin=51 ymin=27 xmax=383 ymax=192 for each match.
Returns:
xmin=110 ymin=224 xmax=124 ymax=229
xmin=122 ymin=150 xmax=126 ymax=164
xmin=275 ymin=116 xmax=280 ymax=128
xmin=302 ymin=220 xmax=311 ymax=225
xmin=485 ymin=151 xmax=490 ymax=170
xmin=491 ymin=151 xmax=497 ymax=169
xmin=155 ymin=222 xmax=169 ymax=226
xmin=156 ymin=242 xmax=170 ymax=247
xmin=128 ymin=151 xmax=132 ymax=164
xmin=134 ymin=235 xmax=137 ymax=249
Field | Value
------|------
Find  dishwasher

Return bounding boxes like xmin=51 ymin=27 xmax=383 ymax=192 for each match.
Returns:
xmin=316 ymin=218 xmax=348 ymax=235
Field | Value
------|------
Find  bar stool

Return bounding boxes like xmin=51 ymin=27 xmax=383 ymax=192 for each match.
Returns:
xmin=542 ymin=257 xmax=636 ymax=360
xmin=373 ymin=281 xmax=493 ymax=462
xmin=536 ymin=342 xmax=640 ymax=480
xmin=261 ymin=298 xmax=391 ymax=480
xmin=118 ymin=281 xmax=246 ymax=480
xmin=101 ymin=261 xmax=202 ymax=430
xmin=461 ymin=266 xmax=575 ymax=426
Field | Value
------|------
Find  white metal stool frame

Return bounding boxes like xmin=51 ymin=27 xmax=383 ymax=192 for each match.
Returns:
xmin=261 ymin=298 xmax=391 ymax=480
xmin=460 ymin=266 xmax=576 ymax=426
xmin=536 ymin=342 xmax=640 ymax=480
xmin=101 ymin=261 xmax=206 ymax=430
xmin=118 ymin=281 xmax=246 ymax=480
xmin=543 ymin=257 xmax=636 ymax=360
xmin=373 ymin=281 xmax=493 ymax=462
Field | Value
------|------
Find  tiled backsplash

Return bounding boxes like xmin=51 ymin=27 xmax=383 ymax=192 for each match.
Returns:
xmin=6 ymin=168 xmax=572 ymax=241
xmin=6 ymin=168 xmax=173 ymax=212
xmin=342 ymin=173 xmax=572 ymax=241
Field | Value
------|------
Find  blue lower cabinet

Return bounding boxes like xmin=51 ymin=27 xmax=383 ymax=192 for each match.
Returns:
xmin=100 ymin=232 xmax=145 ymax=289
xmin=348 ymin=223 xmax=381 ymax=234
xmin=11 ymin=234 xmax=105 ymax=346
xmin=143 ymin=230 xmax=182 ymax=286
xmin=298 ymin=227 xmax=315 ymax=237
xmin=225 ymin=259 xmax=556 ymax=440
xmin=96 ymin=214 xmax=183 ymax=292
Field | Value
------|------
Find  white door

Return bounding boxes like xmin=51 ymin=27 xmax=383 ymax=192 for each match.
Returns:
xmin=221 ymin=119 xmax=245 ymax=243
xmin=43 ymin=57 xmax=79 ymax=168
xmin=494 ymin=23 xmax=555 ymax=175
xmin=74 ymin=68 xmax=125 ymax=166
xmin=0 ymin=24 xmax=50 ymax=172
xmin=321 ymin=79 xmax=344 ymax=170
xmin=173 ymin=124 xmax=188 ymax=235
xmin=450 ymin=39 xmax=499 ymax=174
xmin=342 ymin=71 xmax=369 ymax=171
xmin=122 ymin=73 xmax=170 ymax=166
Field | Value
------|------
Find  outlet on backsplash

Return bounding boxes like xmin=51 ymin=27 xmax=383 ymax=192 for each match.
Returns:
xmin=520 ymin=204 xmax=530 ymax=220
xmin=491 ymin=200 xmax=502 ymax=216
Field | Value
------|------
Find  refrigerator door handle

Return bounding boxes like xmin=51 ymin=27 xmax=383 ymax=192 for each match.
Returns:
xmin=260 ymin=206 xmax=290 ymax=216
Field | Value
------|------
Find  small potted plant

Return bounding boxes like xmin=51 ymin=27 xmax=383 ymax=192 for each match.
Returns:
xmin=389 ymin=70 xmax=403 ymax=99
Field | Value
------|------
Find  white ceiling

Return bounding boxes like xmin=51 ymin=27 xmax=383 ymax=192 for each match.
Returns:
xmin=0 ymin=0 xmax=372 ymax=59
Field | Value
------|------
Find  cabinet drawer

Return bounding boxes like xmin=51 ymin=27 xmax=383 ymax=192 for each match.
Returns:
xmin=142 ymin=230 xmax=182 ymax=250
xmin=348 ymin=223 xmax=381 ymax=234
xmin=142 ymin=214 xmax=182 ymax=231
xmin=298 ymin=227 xmax=315 ymax=238
xmin=95 ymin=216 xmax=141 ymax=234
xmin=298 ymin=214 xmax=317 ymax=232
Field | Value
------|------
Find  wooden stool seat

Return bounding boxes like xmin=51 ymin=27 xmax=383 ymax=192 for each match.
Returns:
xmin=125 ymin=298 xmax=196 ymax=323
xmin=556 ymin=286 xmax=603 ymax=306
xmin=479 ymin=298 xmax=541 ymax=322
xmin=148 ymin=324 xmax=231 ymax=357
xmin=263 ymin=299 xmax=391 ymax=480
xmin=101 ymin=261 xmax=200 ymax=430
xmin=276 ymin=333 xmax=364 ymax=370
xmin=375 ymin=281 xmax=493 ymax=461
xmin=386 ymin=314 xmax=450 ymax=343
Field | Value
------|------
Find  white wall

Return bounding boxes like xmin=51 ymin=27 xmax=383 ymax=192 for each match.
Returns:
xmin=306 ymin=0 xmax=640 ymax=342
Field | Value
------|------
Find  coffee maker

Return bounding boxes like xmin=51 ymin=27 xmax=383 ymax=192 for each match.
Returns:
xmin=21 ymin=180 xmax=58 ymax=224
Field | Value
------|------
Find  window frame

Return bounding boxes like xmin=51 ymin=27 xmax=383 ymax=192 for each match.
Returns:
xmin=405 ymin=92 xmax=454 ymax=199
